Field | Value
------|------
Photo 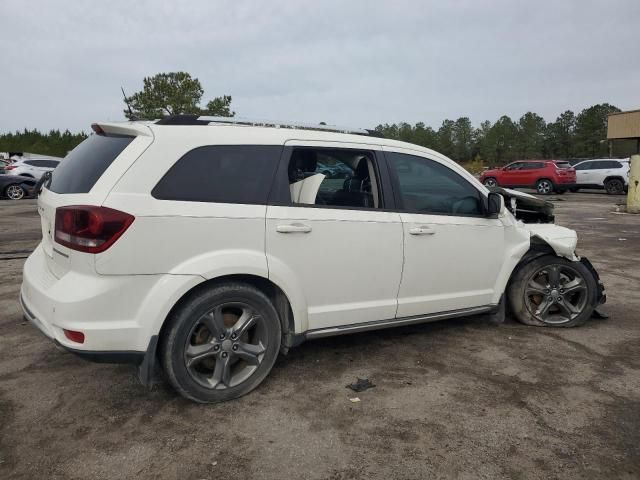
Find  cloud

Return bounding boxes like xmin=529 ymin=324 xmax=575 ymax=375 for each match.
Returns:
xmin=1 ymin=0 xmax=638 ymax=132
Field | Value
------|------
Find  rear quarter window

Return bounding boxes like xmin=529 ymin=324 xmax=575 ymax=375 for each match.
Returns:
xmin=48 ymin=134 xmax=134 ymax=194
xmin=555 ymin=162 xmax=572 ymax=169
xmin=152 ymin=145 xmax=282 ymax=204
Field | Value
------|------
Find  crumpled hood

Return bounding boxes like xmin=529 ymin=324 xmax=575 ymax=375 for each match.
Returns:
xmin=491 ymin=187 xmax=555 ymax=224
xmin=523 ymin=223 xmax=578 ymax=260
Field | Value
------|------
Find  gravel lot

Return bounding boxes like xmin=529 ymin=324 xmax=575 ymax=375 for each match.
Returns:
xmin=1 ymin=193 xmax=639 ymax=480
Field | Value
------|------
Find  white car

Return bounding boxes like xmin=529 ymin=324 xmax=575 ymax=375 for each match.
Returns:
xmin=5 ymin=158 xmax=61 ymax=181
xmin=20 ymin=115 xmax=606 ymax=403
xmin=572 ymin=158 xmax=630 ymax=194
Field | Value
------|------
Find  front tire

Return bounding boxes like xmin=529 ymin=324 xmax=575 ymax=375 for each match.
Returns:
xmin=160 ymin=282 xmax=281 ymax=403
xmin=507 ymin=255 xmax=597 ymax=327
xmin=4 ymin=184 xmax=25 ymax=200
xmin=483 ymin=177 xmax=498 ymax=188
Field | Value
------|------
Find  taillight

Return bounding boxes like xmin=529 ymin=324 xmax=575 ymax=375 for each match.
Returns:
xmin=54 ymin=206 xmax=134 ymax=253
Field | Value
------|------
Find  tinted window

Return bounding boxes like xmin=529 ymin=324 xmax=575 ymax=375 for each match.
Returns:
xmin=524 ymin=162 xmax=544 ymax=169
xmin=600 ymin=160 xmax=622 ymax=168
xmin=49 ymin=134 xmax=134 ymax=194
xmin=42 ymin=160 xmax=60 ymax=168
xmin=555 ymin=161 xmax=572 ymax=169
xmin=287 ymin=148 xmax=381 ymax=208
xmin=152 ymin=145 xmax=281 ymax=204
xmin=24 ymin=160 xmax=39 ymax=166
xmin=505 ymin=162 xmax=524 ymax=170
xmin=387 ymin=152 xmax=483 ymax=216
xmin=574 ymin=162 xmax=593 ymax=170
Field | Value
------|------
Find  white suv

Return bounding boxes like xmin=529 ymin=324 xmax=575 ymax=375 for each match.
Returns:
xmin=20 ymin=115 xmax=606 ymax=403
xmin=6 ymin=158 xmax=61 ymax=181
xmin=572 ymin=158 xmax=630 ymax=194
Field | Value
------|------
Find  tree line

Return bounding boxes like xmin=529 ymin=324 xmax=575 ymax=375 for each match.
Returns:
xmin=375 ymin=103 xmax=620 ymax=165
xmin=0 ymin=71 xmax=622 ymax=164
xmin=0 ymin=129 xmax=88 ymax=158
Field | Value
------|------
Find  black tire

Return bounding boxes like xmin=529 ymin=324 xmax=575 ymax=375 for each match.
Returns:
xmin=535 ymin=178 xmax=554 ymax=195
xmin=483 ymin=177 xmax=498 ymax=188
xmin=4 ymin=184 xmax=25 ymax=200
xmin=604 ymin=178 xmax=624 ymax=195
xmin=507 ymin=255 xmax=597 ymax=327
xmin=569 ymin=187 xmax=579 ymax=193
xmin=160 ymin=282 xmax=281 ymax=403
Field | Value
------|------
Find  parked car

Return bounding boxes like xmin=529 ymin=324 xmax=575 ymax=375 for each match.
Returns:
xmin=479 ymin=160 xmax=576 ymax=195
xmin=21 ymin=116 xmax=605 ymax=403
xmin=572 ymin=158 xmax=630 ymax=194
xmin=4 ymin=158 xmax=60 ymax=181
xmin=0 ymin=174 xmax=36 ymax=200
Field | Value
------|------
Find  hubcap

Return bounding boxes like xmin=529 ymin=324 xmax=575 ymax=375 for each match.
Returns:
xmin=524 ymin=264 xmax=588 ymax=324
xmin=183 ymin=302 xmax=267 ymax=390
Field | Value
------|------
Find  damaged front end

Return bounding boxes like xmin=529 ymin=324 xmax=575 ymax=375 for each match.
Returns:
xmin=491 ymin=187 xmax=555 ymax=223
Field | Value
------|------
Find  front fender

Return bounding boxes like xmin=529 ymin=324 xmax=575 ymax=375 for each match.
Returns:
xmin=523 ymin=224 xmax=578 ymax=261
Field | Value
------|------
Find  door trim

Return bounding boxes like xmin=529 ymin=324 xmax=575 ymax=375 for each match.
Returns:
xmin=304 ymin=304 xmax=495 ymax=339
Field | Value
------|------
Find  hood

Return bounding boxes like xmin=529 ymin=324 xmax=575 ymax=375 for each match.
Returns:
xmin=491 ymin=187 xmax=555 ymax=224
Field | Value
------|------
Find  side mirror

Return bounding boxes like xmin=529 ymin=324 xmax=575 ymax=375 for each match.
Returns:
xmin=487 ymin=192 xmax=504 ymax=217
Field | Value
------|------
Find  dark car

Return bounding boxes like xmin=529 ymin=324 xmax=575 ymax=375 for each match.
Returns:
xmin=0 ymin=174 xmax=37 ymax=200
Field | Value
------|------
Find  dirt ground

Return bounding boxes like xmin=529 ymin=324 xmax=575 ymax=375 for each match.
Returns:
xmin=1 ymin=192 xmax=638 ymax=480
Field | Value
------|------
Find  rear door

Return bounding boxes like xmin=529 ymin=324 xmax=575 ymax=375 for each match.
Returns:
xmin=38 ymin=124 xmax=153 ymax=278
xmin=266 ymin=141 xmax=403 ymax=331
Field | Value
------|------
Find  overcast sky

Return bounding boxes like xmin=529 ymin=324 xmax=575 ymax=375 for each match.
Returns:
xmin=1 ymin=0 xmax=638 ymax=133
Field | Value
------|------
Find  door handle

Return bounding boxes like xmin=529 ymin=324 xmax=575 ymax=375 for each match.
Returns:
xmin=276 ymin=223 xmax=312 ymax=234
xmin=409 ymin=225 xmax=436 ymax=235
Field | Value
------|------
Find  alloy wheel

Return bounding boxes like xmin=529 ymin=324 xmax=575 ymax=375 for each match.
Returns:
xmin=6 ymin=185 xmax=24 ymax=200
xmin=484 ymin=178 xmax=497 ymax=188
xmin=524 ymin=264 xmax=589 ymax=325
xmin=537 ymin=180 xmax=552 ymax=194
xmin=183 ymin=302 xmax=267 ymax=390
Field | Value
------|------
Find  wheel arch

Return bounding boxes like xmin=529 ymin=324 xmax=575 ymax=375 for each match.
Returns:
xmin=604 ymin=175 xmax=625 ymax=184
xmin=156 ymin=273 xmax=298 ymax=353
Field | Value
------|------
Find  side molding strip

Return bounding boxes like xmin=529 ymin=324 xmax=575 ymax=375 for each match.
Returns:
xmin=305 ymin=305 xmax=495 ymax=339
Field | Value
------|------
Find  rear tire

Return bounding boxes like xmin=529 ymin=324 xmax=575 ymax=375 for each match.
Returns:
xmin=604 ymin=178 xmax=624 ymax=195
xmin=507 ymin=255 xmax=597 ymax=328
xmin=160 ymin=282 xmax=281 ymax=403
xmin=535 ymin=179 xmax=553 ymax=195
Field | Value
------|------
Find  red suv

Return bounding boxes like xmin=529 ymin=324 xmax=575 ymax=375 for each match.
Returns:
xmin=480 ymin=160 xmax=576 ymax=195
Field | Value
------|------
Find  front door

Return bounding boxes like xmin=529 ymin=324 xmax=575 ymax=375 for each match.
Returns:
xmin=384 ymin=148 xmax=506 ymax=317
xmin=266 ymin=142 xmax=404 ymax=331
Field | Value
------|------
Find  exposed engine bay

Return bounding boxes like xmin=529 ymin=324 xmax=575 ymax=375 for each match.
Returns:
xmin=491 ymin=187 xmax=555 ymax=223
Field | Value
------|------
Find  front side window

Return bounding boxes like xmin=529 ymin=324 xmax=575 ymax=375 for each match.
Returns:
xmin=574 ymin=162 xmax=592 ymax=171
xmin=152 ymin=145 xmax=282 ymax=204
xmin=387 ymin=152 xmax=483 ymax=216
xmin=505 ymin=162 xmax=524 ymax=171
xmin=287 ymin=148 xmax=381 ymax=208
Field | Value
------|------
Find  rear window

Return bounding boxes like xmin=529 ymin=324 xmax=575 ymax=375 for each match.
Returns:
xmin=152 ymin=145 xmax=282 ymax=204
xmin=555 ymin=162 xmax=572 ymax=169
xmin=48 ymin=134 xmax=134 ymax=194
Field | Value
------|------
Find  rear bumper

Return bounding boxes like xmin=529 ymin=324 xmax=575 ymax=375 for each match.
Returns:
xmin=20 ymin=243 xmax=201 ymax=360
xmin=555 ymin=181 xmax=576 ymax=187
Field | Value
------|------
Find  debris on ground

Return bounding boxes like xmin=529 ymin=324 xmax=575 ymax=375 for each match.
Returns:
xmin=349 ymin=397 xmax=361 ymax=403
xmin=346 ymin=378 xmax=376 ymax=392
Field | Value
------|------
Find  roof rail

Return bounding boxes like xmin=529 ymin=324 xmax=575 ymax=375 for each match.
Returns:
xmin=155 ymin=114 xmax=383 ymax=137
